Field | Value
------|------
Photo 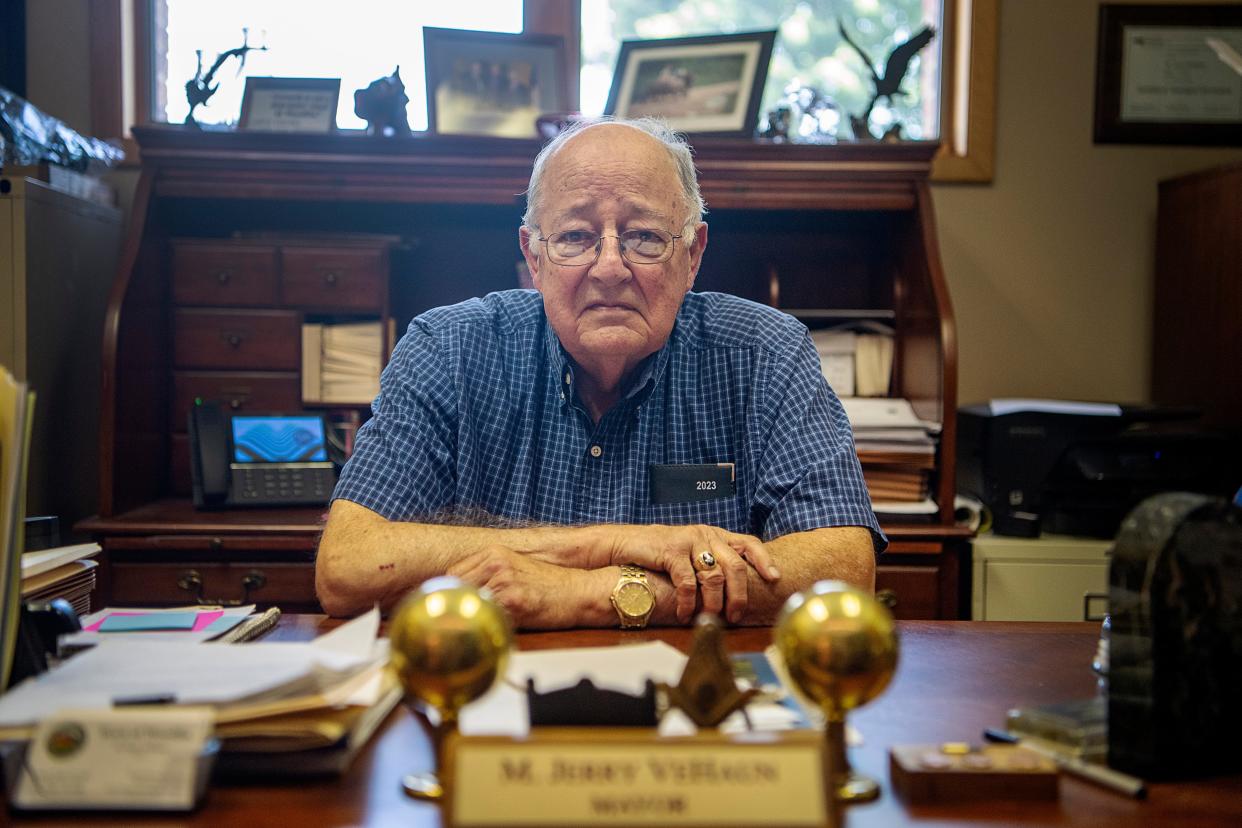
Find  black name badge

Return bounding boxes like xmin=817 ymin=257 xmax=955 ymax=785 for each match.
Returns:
xmin=649 ymin=463 xmax=736 ymax=505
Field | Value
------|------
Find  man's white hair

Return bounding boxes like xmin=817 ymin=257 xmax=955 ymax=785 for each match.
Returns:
xmin=521 ymin=117 xmax=707 ymax=234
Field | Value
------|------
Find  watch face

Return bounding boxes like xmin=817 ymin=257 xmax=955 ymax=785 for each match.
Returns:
xmin=615 ymin=581 xmax=653 ymax=616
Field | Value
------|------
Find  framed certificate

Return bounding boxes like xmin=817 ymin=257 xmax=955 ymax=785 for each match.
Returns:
xmin=1094 ymin=4 xmax=1242 ymax=145
xmin=239 ymin=77 xmax=341 ymax=133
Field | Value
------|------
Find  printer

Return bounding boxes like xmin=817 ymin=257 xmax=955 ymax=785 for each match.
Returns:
xmin=957 ymin=400 xmax=1240 ymax=538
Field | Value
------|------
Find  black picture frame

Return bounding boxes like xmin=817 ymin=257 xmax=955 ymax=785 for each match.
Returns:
xmin=238 ymin=77 xmax=340 ymax=133
xmin=1094 ymin=4 xmax=1242 ymax=145
xmin=604 ymin=30 xmax=777 ymax=138
xmin=423 ymin=27 xmax=568 ymax=139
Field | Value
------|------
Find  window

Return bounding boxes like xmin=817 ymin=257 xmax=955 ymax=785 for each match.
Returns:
xmin=152 ymin=1 xmax=523 ymax=130
xmin=94 ymin=0 xmax=994 ymax=180
xmin=582 ymin=0 xmax=944 ymax=141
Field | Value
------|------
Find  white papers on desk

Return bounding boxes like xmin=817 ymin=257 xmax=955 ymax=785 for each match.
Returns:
xmin=0 ymin=608 xmax=382 ymax=728
xmin=457 ymin=642 xmax=809 ymax=739
xmin=459 ymin=642 xmax=687 ymax=737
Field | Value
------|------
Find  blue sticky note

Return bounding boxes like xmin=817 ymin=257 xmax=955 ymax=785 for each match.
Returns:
xmin=98 ymin=612 xmax=199 ymax=632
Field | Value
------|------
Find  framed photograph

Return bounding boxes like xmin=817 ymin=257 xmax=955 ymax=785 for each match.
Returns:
xmin=239 ymin=77 xmax=341 ymax=133
xmin=1094 ymin=4 xmax=1242 ymax=145
xmin=424 ymin=28 xmax=568 ymax=139
xmin=604 ymin=31 xmax=777 ymax=137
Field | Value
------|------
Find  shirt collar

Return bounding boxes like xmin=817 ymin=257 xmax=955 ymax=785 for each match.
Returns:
xmin=543 ymin=315 xmax=674 ymax=412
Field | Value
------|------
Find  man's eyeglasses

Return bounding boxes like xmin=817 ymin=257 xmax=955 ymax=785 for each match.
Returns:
xmin=538 ymin=228 xmax=683 ymax=266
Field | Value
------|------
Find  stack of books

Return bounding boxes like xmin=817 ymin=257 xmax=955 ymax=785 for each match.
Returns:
xmin=842 ymin=397 xmax=939 ymax=513
xmin=20 ymin=543 xmax=101 ymax=617
xmin=302 ymin=321 xmax=383 ymax=405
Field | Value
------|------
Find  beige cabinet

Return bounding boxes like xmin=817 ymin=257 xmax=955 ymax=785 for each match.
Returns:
xmin=971 ymin=534 xmax=1112 ymax=621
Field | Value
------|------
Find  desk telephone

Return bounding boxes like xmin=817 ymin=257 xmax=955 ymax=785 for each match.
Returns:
xmin=189 ymin=403 xmax=337 ymax=508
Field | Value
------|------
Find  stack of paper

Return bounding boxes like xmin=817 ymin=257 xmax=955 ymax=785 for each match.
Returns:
xmin=0 ymin=608 xmax=398 ymax=777
xmin=20 ymin=543 xmax=101 ymax=616
xmin=810 ymin=330 xmax=856 ymax=396
xmin=302 ymin=321 xmax=383 ymax=404
xmin=59 ymin=604 xmax=255 ymax=648
xmin=810 ymin=320 xmax=894 ymax=397
xmin=842 ymin=397 xmax=939 ymax=512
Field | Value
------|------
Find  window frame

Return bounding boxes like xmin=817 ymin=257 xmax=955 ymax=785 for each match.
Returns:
xmin=91 ymin=0 xmax=995 ymax=182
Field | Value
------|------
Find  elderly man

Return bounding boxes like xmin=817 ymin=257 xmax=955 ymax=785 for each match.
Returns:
xmin=315 ymin=118 xmax=883 ymax=628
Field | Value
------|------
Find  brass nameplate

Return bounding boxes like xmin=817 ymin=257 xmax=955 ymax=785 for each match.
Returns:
xmin=448 ymin=729 xmax=833 ymax=827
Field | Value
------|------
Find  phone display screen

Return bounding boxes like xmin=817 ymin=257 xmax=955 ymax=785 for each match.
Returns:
xmin=231 ymin=415 xmax=329 ymax=464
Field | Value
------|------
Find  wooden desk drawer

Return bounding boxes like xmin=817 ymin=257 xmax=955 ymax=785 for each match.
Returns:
xmin=876 ymin=565 xmax=941 ymax=620
xmin=281 ymin=247 xmax=384 ymax=310
xmin=174 ymin=308 xmax=300 ymax=370
xmin=172 ymin=243 xmax=278 ymax=307
xmin=171 ymin=371 xmax=302 ymax=425
xmin=109 ymin=561 xmax=318 ymax=610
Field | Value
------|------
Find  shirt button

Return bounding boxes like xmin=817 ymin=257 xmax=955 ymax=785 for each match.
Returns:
xmin=564 ymin=371 xmax=572 ymax=385
xmin=589 ymin=445 xmax=603 ymax=458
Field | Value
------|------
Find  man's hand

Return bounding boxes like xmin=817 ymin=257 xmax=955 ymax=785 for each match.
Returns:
xmin=597 ymin=525 xmax=780 ymax=623
xmin=448 ymin=545 xmax=611 ymax=629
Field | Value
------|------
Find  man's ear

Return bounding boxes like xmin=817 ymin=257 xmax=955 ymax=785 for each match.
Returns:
xmin=518 ymin=226 xmax=543 ymax=290
xmin=684 ymin=222 xmax=708 ymax=291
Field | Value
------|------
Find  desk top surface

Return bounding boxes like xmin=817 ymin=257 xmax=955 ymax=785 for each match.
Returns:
xmin=9 ymin=620 xmax=1242 ymax=827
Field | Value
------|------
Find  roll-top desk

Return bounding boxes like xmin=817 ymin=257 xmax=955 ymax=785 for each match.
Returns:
xmin=80 ymin=125 xmax=967 ymax=617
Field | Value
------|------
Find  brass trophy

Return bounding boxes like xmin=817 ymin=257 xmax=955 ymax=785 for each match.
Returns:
xmin=774 ymin=580 xmax=898 ymax=803
xmin=388 ymin=577 xmax=514 ymax=801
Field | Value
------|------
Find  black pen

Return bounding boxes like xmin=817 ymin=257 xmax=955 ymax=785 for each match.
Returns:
xmin=983 ymin=727 xmax=1147 ymax=799
xmin=113 ymin=693 xmax=177 ymax=706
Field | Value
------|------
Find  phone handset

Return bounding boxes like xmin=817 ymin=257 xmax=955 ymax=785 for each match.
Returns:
xmin=189 ymin=402 xmax=231 ymax=507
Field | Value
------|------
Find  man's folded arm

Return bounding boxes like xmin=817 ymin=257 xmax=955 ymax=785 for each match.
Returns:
xmin=729 ymin=525 xmax=875 ymax=626
xmin=316 ymin=501 xmax=871 ymax=628
xmin=315 ymin=499 xmax=770 ymax=620
xmin=315 ymin=499 xmax=599 ymax=617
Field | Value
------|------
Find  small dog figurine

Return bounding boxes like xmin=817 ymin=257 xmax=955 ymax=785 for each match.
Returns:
xmin=354 ymin=67 xmax=411 ymax=137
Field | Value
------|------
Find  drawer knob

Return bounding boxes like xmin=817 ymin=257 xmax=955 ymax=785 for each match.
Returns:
xmin=324 ymin=271 xmax=339 ymax=286
xmin=177 ymin=569 xmax=203 ymax=596
xmin=176 ymin=567 xmax=268 ymax=606
xmin=229 ymin=398 xmax=244 ymax=410
xmin=876 ymin=588 xmax=898 ymax=610
xmin=215 ymin=269 xmax=232 ymax=285
xmin=226 ymin=333 xmax=242 ymax=348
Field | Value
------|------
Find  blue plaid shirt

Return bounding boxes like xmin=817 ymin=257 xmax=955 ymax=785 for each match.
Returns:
xmin=334 ymin=290 xmax=884 ymax=550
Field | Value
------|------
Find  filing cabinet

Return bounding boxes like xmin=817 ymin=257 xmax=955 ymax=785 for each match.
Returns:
xmin=971 ymin=534 xmax=1112 ymax=621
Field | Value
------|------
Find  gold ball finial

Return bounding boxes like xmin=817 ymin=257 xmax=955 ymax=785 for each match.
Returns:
xmin=388 ymin=577 xmax=513 ymax=802
xmin=774 ymin=580 xmax=898 ymax=803
xmin=389 ymin=576 xmax=514 ymax=717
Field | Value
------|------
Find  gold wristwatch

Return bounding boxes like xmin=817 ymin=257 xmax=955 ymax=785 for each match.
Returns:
xmin=610 ymin=565 xmax=655 ymax=629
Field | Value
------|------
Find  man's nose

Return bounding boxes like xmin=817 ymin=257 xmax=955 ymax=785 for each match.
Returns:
xmin=588 ymin=235 xmax=631 ymax=283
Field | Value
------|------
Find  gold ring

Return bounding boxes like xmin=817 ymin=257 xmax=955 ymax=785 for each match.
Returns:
xmin=697 ymin=550 xmax=716 ymax=568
